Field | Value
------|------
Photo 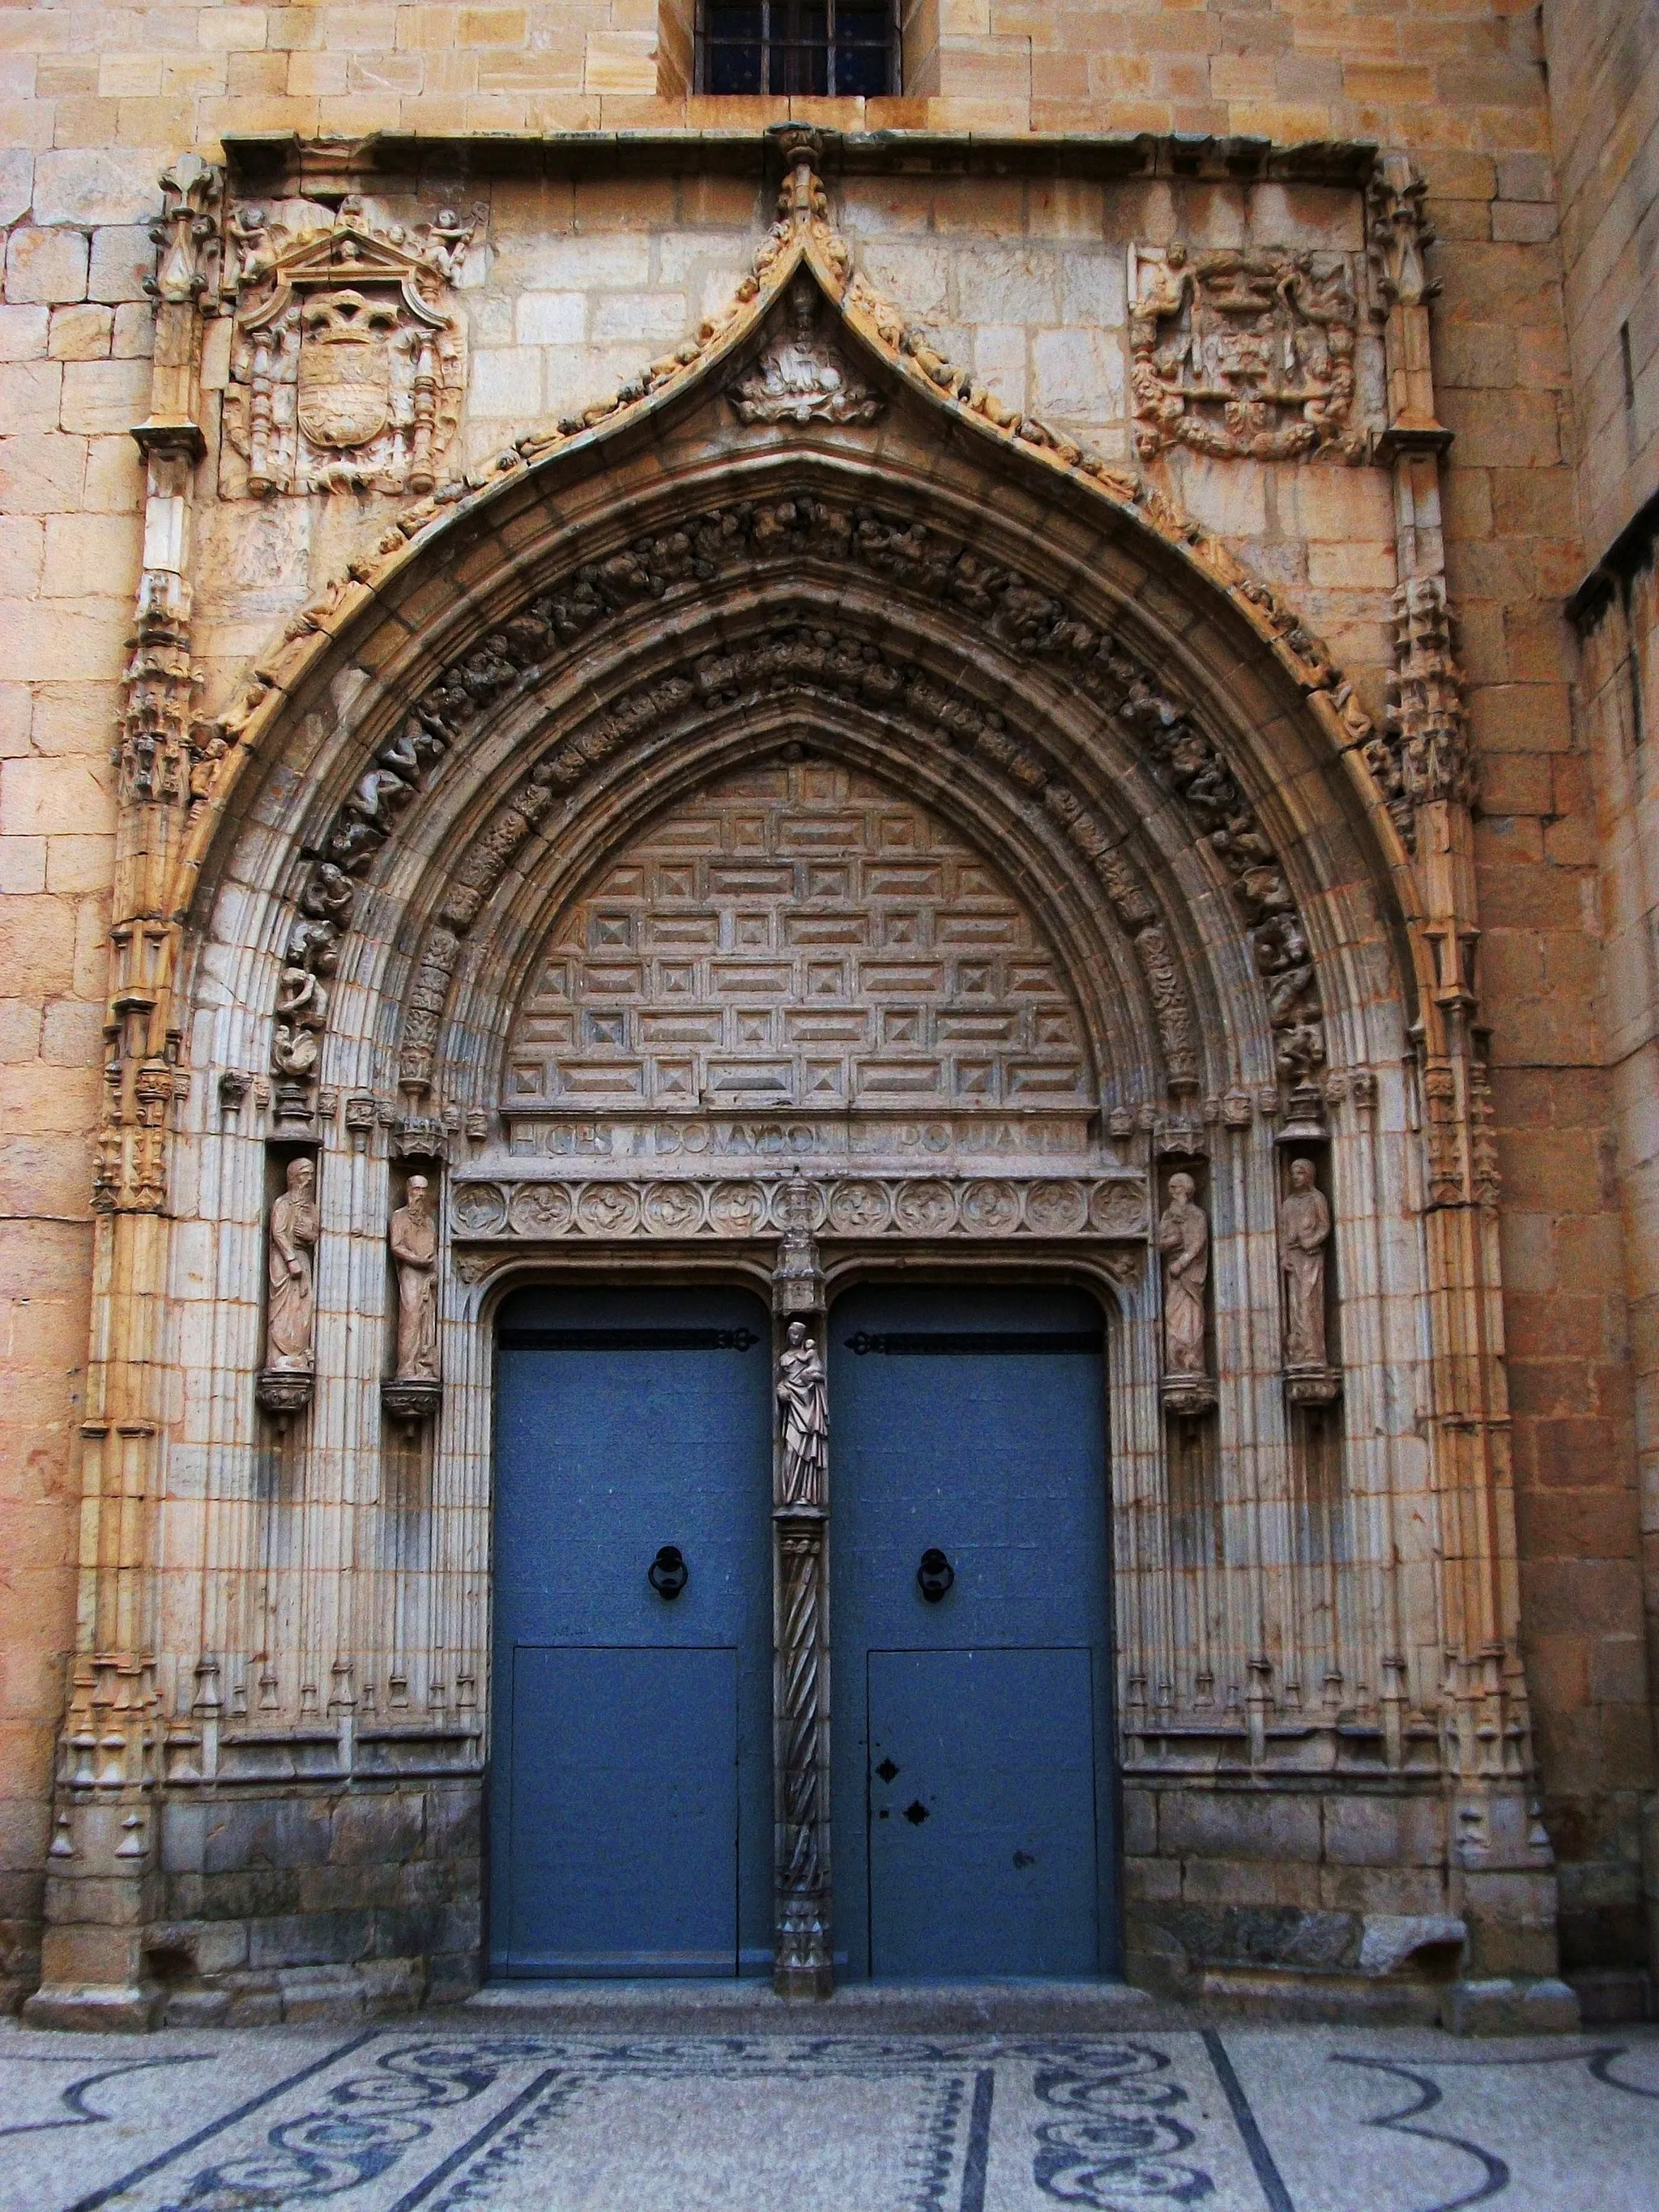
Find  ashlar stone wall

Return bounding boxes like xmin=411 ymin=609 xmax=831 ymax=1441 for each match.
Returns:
xmin=1542 ymin=0 xmax=1659 ymax=2008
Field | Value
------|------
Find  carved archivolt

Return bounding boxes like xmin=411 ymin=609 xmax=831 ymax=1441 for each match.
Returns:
xmin=266 ymin=495 xmax=1328 ymax=1110
xmin=197 ymin=134 xmax=1405 ymax=975
xmin=1128 ymin=243 xmax=1366 ymax=464
xmin=223 ymin=196 xmax=475 ymax=497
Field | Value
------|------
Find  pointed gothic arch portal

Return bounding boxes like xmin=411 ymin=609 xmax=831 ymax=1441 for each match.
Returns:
xmin=46 ymin=134 xmax=1547 ymax=2019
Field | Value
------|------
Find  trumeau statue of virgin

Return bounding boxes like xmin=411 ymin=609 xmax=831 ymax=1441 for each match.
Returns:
xmin=777 ymin=1319 xmax=829 ymax=1507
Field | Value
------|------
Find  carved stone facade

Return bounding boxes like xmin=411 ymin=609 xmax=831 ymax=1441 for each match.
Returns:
xmin=2 ymin=99 xmax=1648 ymax=2042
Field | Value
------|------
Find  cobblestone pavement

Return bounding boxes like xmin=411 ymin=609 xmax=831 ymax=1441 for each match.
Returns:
xmin=2 ymin=2015 xmax=1657 ymax=2212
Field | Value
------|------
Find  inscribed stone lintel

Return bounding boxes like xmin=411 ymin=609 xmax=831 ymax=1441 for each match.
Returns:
xmin=504 ymin=1111 xmax=1097 ymax=1161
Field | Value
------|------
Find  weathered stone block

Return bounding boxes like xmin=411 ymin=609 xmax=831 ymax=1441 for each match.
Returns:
xmin=86 ymin=226 xmax=155 ymax=305
xmin=1120 ymin=1788 xmax=1156 ymax=1858
xmin=1440 ymin=1975 xmax=1580 ymax=2035
xmin=1324 ymin=1792 xmax=1445 ymax=1868
xmin=424 ymin=1783 xmax=483 ymax=1862
xmin=1161 ymin=1791 xmax=1322 ymax=1863
xmin=331 ymin=1790 xmax=424 ymax=1866
xmin=160 ymin=1801 xmax=207 ymax=1876
xmin=204 ymin=1796 xmax=333 ymax=1876
xmin=31 ymin=150 xmax=162 ymax=228
xmin=248 ymin=1910 xmax=373 ymax=1969
xmin=0 ymin=149 xmax=32 ymax=229
xmin=5 ymin=229 xmax=89 ymax=307
xmin=1149 ymin=1902 xmax=1363 ymax=1973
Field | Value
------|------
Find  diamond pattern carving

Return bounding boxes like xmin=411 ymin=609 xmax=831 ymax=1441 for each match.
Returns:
xmin=507 ymin=763 xmax=1091 ymax=1115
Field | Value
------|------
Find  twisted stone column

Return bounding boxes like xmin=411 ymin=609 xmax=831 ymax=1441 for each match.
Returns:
xmin=772 ymin=1177 xmax=832 ymax=1995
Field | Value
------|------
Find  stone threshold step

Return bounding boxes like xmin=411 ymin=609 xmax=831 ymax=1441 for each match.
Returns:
xmin=460 ymin=1976 xmax=1176 ymax=2034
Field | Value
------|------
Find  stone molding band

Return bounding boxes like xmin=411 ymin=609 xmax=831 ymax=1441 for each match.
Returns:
xmin=448 ymin=1172 xmax=1152 ymax=1244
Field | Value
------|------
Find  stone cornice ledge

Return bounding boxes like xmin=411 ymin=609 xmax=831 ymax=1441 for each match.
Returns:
xmin=223 ymin=124 xmax=1380 ymax=198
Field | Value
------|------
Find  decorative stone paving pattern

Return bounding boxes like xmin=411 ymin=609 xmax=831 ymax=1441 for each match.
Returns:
xmin=1 ymin=2026 xmax=1655 ymax=2212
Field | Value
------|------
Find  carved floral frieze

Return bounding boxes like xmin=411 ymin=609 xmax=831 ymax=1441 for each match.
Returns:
xmin=222 ymin=196 xmax=476 ymax=496
xmin=1129 ymin=243 xmax=1367 ymax=464
xmin=261 ymin=494 xmax=1325 ymax=1112
xmin=448 ymin=1171 xmax=1150 ymax=1243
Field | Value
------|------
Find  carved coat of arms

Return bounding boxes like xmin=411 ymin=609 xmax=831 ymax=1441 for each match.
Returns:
xmin=223 ymin=197 xmax=476 ymax=496
xmin=1128 ymin=243 xmax=1367 ymax=463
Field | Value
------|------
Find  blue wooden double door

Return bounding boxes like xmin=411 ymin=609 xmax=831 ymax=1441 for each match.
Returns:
xmin=489 ymin=1281 xmax=1114 ymax=1980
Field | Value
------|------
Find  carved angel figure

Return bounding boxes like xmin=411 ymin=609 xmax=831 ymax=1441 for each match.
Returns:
xmin=390 ymin=1174 xmax=440 ymax=1382
xmin=1279 ymin=1158 xmax=1332 ymax=1369
xmin=266 ymin=1157 xmax=319 ymax=1372
xmin=1157 ymin=1172 xmax=1209 ymax=1378
xmin=777 ymin=1319 xmax=828 ymax=1507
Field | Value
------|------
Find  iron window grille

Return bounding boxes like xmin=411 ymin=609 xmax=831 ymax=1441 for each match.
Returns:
xmin=696 ymin=2 xmax=899 ymax=97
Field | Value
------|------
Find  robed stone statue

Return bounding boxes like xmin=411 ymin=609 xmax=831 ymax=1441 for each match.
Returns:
xmin=1279 ymin=1157 xmax=1332 ymax=1370
xmin=777 ymin=1319 xmax=828 ymax=1507
xmin=1157 ymin=1170 xmax=1209 ymax=1378
xmin=390 ymin=1174 xmax=440 ymax=1383
xmin=265 ymin=1157 xmax=319 ymax=1373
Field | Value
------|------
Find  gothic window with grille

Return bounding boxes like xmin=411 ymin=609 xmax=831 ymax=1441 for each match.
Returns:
xmin=697 ymin=2 xmax=899 ymax=96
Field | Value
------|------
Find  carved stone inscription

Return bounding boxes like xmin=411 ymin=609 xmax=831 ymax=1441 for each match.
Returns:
xmin=507 ymin=762 xmax=1092 ymax=1115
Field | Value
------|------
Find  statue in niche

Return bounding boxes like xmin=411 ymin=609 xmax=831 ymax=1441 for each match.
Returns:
xmin=390 ymin=1174 xmax=440 ymax=1383
xmin=265 ymin=1157 xmax=319 ymax=1373
xmin=1157 ymin=1172 xmax=1209 ymax=1379
xmin=1279 ymin=1157 xmax=1333 ymax=1371
xmin=777 ymin=1319 xmax=828 ymax=1507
